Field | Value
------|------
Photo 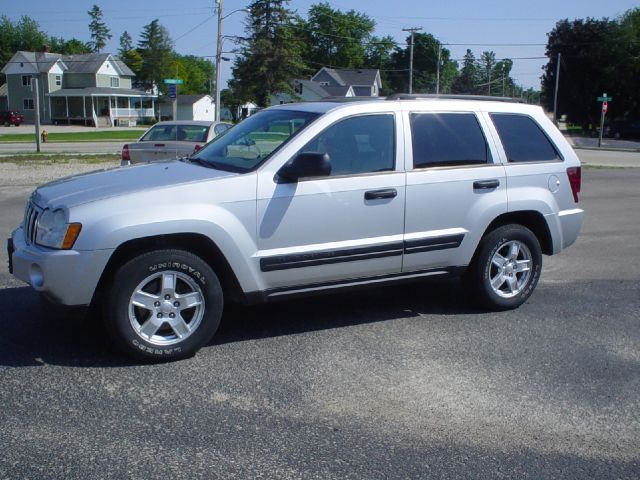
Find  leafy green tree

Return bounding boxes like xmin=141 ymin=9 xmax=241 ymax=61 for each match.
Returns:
xmin=0 ymin=16 xmax=48 ymax=82
xmin=87 ymin=4 xmax=112 ymax=52
xmin=299 ymin=3 xmax=375 ymax=69
xmin=48 ymin=37 xmax=91 ymax=54
xmin=541 ymin=17 xmax=620 ymax=125
xmin=170 ymin=55 xmax=214 ymax=94
xmin=230 ymin=0 xmax=306 ymax=107
xmin=477 ymin=51 xmax=496 ymax=95
xmin=137 ymin=19 xmax=174 ymax=91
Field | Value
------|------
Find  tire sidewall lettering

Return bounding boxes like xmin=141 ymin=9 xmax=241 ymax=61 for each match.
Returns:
xmin=147 ymin=262 xmax=206 ymax=285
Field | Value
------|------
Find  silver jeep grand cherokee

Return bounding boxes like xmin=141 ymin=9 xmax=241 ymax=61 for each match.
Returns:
xmin=8 ymin=96 xmax=584 ymax=361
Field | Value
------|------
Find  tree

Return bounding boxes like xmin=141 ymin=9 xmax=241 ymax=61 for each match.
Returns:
xmin=477 ymin=51 xmax=496 ymax=95
xmin=451 ymin=49 xmax=479 ymax=94
xmin=137 ymin=19 xmax=174 ymax=91
xmin=87 ymin=4 xmax=111 ymax=52
xmin=541 ymin=17 xmax=620 ymax=126
xmin=387 ymin=32 xmax=456 ymax=94
xmin=48 ymin=37 xmax=91 ymax=54
xmin=118 ymin=31 xmax=133 ymax=56
xmin=0 ymin=16 xmax=48 ymax=82
xmin=170 ymin=55 xmax=214 ymax=94
xmin=299 ymin=3 xmax=376 ymax=69
xmin=230 ymin=0 xmax=306 ymax=107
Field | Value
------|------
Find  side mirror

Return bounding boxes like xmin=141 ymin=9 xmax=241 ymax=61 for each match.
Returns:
xmin=277 ymin=152 xmax=331 ymax=182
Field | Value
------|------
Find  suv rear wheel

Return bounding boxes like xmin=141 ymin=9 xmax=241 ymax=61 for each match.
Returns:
xmin=103 ymin=249 xmax=223 ymax=361
xmin=464 ymin=224 xmax=542 ymax=310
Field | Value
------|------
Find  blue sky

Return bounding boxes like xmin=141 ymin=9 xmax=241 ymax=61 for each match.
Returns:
xmin=3 ymin=0 xmax=638 ymax=90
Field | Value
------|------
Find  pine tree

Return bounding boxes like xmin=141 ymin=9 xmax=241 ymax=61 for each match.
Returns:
xmin=87 ymin=5 xmax=111 ymax=52
xmin=230 ymin=0 xmax=305 ymax=107
xmin=451 ymin=49 xmax=478 ymax=94
xmin=118 ymin=31 xmax=133 ymax=56
xmin=137 ymin=19 xmax=173 ymax=89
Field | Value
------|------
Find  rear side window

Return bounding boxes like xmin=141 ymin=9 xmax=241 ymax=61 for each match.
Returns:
xmin=490 ymin=113 xmax=560 ymax=162
xmin=410 ymin=113 xmax=490 ymax=168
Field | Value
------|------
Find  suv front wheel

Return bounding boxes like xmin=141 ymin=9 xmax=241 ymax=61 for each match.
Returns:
xmin=103 ymin=249 xmax=223 ymax=361
xmin=464 ymin=224 xmax=542 ymax=311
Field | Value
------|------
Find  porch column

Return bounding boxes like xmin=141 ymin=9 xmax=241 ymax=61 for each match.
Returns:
xmin=65 ymin=96 xmax=70 ymax=125
xmin=91 ymin=97 xmax=97 ymax=128
xmin=48 ymin=97 xmax=52 ymax=124
xmin=82 ymin=96 xmax=86 ymax=126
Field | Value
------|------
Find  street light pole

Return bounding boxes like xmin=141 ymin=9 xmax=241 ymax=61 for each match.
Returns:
xmin=553 ymin=52 xmax=561 ymax=124
xmin=215 ymin=0 xmax=223 ymax=122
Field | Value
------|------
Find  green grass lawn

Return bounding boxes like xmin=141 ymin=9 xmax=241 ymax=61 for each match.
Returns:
xmin=0 ymin=153 xmax=120 ymax=164
xmin=0 ymin=130 xmax=143 ymax=143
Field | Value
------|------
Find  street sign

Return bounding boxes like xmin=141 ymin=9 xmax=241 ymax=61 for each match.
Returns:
xmin=597 ymin=94 xmax=613 ymax=102
xmin=163 ymin=79 xmax=184 ymax=85
xmin=168 ymin=84 xmax=177 ymax=99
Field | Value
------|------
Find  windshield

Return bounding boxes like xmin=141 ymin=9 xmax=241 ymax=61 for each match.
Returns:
xmin=191 ymin=109 xmax=320 ymax=172
xmin=140 ymin=124 xmax=210 ymax=143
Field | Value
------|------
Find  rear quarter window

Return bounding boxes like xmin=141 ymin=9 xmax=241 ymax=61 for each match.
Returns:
xmin=490 ymin=113 xmax=561 ymax=162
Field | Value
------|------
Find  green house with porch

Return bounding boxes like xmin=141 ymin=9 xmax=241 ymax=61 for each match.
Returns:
xmin=1 ymin=50 xmax=157 ymax=126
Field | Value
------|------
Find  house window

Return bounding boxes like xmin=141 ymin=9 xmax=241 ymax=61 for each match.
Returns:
xmin=23 ymin=98 xmax=34 ymax=110
xmin=110 ymin=77 xmax=120 ymax=88
xmin=318 ymin=81 xmax=329 ymax=86
xmin=55 ymin=75 xmax=62 ymax=87
xmin=22 ymin=75 xmax=32 ymax=87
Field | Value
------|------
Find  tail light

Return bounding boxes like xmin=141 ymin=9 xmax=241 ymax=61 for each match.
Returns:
xmin=194 ymin=144 xmax=202 ymax=152
xmin=566 ymin=166 xmax=581 ymax=203
xmin=121 ymin=144 xmax=130 ymax=161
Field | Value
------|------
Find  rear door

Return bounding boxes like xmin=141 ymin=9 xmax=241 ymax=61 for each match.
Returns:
xmin=402 ymin=107 xmax=507 ymax=272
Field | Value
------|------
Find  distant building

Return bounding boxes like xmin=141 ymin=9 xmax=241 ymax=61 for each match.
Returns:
xmin=1 ymin=48 xmax=157 ymax=126
xmin=271 ymin=67 xmax=382 ymax=105
xmin=159 ymin=94 xmax=216 ymax=121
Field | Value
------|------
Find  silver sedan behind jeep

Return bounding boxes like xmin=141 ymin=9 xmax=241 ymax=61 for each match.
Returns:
xmin=121 ymin=120 xmax=233 ymax=166
xmin=8 ymin=96 xmax=583 ymax=361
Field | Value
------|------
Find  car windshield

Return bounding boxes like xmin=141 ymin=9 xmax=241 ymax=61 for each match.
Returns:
xmin=191 ymin=109 xmax=320 ymax=172
xmin=140 ymin=124 xmax=210 ymax=143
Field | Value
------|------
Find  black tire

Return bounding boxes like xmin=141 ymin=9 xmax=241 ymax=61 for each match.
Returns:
xmin=103 ymin=249 xmax=223 ymax=361
xmin=464 ymin=224 xmax=542 ymax=311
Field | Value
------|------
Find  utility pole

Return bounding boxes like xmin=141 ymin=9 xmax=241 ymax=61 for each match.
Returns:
xmin=32 ymin=77 xmax=41 ymax=153
xmin=215 ymin=0 xmax=223 ymax=122
xmin=553 ymin=52 xmax=561 ymax=123
xmin=402 ymin=27 xmax=422 ymax=94
xmin=436 ymin=44 xmax=441 ymax=94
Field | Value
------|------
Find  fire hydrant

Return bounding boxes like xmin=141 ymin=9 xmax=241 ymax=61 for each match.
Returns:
xmin=41 ymin=130 xmax=48 ymax=143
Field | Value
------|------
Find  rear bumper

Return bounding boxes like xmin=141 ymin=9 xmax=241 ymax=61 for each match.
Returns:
xmin=9 ymin=227 xmax=113 ymax=306
xmin=558 ymin=208 xmax=584 ymax=249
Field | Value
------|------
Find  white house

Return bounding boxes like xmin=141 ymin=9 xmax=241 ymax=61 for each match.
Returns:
xmin=159 ymin=94 xmax=215 ymax=121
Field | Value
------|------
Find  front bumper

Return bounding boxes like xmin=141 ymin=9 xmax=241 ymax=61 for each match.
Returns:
xmin=8 ymin=226 xmax=113 ymax=306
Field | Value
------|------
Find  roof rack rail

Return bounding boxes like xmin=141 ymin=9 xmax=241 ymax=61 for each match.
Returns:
xmin=385 ymin=93 xmax=525 ymax=103
xmin=316 ymin=96 xmax=387 ymax=102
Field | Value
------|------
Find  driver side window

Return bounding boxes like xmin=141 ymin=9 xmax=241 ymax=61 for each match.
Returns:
xmin=298 ymin=114 xmax=395 ymax=176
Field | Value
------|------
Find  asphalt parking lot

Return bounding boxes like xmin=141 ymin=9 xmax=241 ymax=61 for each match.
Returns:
xmin=0 ymin=166 xmax=639 ymax=479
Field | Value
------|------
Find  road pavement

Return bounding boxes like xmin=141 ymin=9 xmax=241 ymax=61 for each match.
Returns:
xmin=0 ymin=165 xmax=639 ymax=478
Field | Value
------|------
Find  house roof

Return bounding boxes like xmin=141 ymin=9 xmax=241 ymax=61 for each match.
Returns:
xmin=61 ymin=53 xmax=135 ymax=76
xmin=296 ymin=80 xmax=330 ymax=97
xmin=48 ymin=87 xmax=156 ymax=97
xmin=0 ymin=84 xmax=7 ymax=97
xmin=314 ymin=68 xmax=381 ymax=88
xmin=323 ymin=85 xmax=352 ymax=97
xmin=4 ymin=51 xmax=134 ymax=76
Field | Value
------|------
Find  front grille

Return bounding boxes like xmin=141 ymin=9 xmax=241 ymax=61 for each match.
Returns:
xmin=23 ymin=201 xmax=41 ymax=245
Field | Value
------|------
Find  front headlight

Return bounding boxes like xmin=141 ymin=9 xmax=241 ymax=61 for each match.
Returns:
xmin=35 ymin=208 xmax=82 ymax=249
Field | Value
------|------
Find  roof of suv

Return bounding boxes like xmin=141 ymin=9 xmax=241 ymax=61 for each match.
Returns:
xmin=270 ymin=95 xmax=535 ymax=115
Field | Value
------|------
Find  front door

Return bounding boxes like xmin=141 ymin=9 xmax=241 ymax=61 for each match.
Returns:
xmin=257 ymin=113 xmax=405 ymax=290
